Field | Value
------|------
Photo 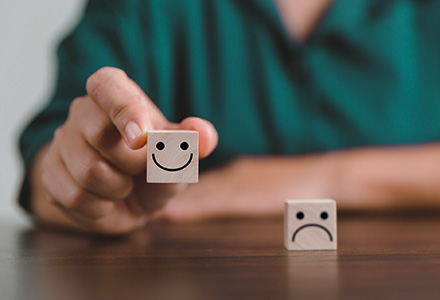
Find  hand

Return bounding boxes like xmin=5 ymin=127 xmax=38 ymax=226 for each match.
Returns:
xmin=34 ymin=67 xmax=218 ymax=234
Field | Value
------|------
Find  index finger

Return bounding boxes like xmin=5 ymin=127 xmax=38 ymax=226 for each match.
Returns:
xmin=86 ymin=67 xmax=168 ymax=149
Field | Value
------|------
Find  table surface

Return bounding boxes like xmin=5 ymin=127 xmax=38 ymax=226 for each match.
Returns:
xmin=1 ymin=214 xmax=440 ymax=300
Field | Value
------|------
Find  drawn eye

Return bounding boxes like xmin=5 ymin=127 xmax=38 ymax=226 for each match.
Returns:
xmin=296 ymin=212 xmax=304 ymax=220
xmin=156 ymin=142 xmax=165 ymax=150
xmin=321 ymin=212 xmax=328 ymax=220
xmin=180 ymin=142 xmax=189 ymax=150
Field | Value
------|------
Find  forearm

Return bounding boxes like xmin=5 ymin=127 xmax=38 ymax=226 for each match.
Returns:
xmin=160 ymin=143 xmax=440 ymax=222
xmin=337 ymin=143 xmax=440 ymax=209
xmin=243 ymin=143 xmax=440 ymax=211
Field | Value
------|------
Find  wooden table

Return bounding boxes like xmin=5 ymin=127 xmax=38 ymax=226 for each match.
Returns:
xmin=1 ymin=214 xmax=440 ymax=300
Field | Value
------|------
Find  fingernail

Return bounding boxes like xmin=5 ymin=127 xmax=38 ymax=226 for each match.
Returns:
xmin=125 ymin=121 xmax=143 ymax=144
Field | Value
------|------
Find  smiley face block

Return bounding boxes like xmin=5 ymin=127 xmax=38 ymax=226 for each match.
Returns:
xmin=284 ymin=199 xmax=337 ymax=251
xmin=147 ymin=130 xmax=199 ymax=183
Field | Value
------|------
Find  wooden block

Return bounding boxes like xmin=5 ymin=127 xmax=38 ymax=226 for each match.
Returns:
xmin=146 ymin=130 xmax=199 ymax=183
xmin=284 ymin=199 xmax=337 ymax=250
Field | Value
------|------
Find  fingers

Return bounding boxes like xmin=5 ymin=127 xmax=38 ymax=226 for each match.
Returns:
xmin=56 ymin=125 xmax=134 ymax=200
xmin=85 ymin=67 xmax=219 ymax=168
xmin=86 ymin=67 xmax=168 ymax=149
xmin=178 ymin=117 xmax=219 ymax=158
xmin=41 ymin=149 xmax=115 ymax=220
xmin=41 ymin=148 xmax=148 ymax=233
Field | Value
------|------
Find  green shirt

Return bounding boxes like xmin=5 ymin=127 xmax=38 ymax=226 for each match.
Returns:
xmin=19 ymin=0 xmax=440 ymax=212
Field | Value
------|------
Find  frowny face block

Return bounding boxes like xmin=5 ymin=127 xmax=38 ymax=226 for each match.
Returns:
xmin=146 ymin=130 xmax=199 ymax=183
xmin=284 ymin=199 xmax=337 ymax=250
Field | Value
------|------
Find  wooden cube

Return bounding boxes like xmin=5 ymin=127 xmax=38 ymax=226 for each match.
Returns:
xmin=146 ymin=130 xmax=199 ymax=183
xmin=284 ymin=199 xmax=337 ymax=250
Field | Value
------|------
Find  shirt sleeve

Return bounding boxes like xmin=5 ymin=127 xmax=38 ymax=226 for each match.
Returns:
xmin=17 ymin=0 xmax=149 ymax=213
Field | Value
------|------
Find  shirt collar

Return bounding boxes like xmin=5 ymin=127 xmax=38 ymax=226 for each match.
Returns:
xmin=249 ymin=0 xmax=372 ymax=46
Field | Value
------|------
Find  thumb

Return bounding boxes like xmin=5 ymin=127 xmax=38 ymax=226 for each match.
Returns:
xmin=178 ymin=117 xmax=219 ymax=158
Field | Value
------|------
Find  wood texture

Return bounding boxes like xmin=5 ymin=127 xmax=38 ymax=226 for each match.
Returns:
xmin=2 ymin=215 xmax=440 ymax=300
xmin=147 ymin=130 xmax=198 ymax=183
xmin=284 ymin=199 xmax=337 ymax=250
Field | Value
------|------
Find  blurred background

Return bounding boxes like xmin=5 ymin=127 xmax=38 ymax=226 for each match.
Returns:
xmin=0 ymin=0 xmax=86 ymax=222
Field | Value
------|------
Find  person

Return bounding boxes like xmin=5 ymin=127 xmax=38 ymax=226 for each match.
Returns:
xmin=19 ymin=0 xmax=440 ymax=234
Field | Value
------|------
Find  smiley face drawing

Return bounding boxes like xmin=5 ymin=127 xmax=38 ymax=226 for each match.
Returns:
xmin=147 ymin=130 xmax=199 ymax=183
xmin=284 ymin=199 xmax=337 ymax=250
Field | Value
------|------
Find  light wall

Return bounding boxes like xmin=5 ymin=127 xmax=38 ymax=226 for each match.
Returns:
xmin=0 ymin=0 xmax=86 ymax=222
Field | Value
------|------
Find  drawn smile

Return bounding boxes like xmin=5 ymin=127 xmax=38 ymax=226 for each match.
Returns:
xmin=152 ymin=153 xmax=194 ymax=172
xmin=292 ymin=224 xmax=333 ymax=242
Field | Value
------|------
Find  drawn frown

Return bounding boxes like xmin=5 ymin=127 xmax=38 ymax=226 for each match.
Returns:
xmin=284 ymin=199 xmax=337 ymax=250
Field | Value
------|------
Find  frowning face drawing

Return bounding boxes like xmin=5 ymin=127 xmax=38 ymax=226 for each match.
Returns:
xmin=284 ymin=199 xmax=337 ymax=250
xmin=147 ymin=130 xmax=199 ymax=183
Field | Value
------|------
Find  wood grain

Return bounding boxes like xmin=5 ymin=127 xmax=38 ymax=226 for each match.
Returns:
xmin=1 ymin=215 xmax=440 ymax=300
